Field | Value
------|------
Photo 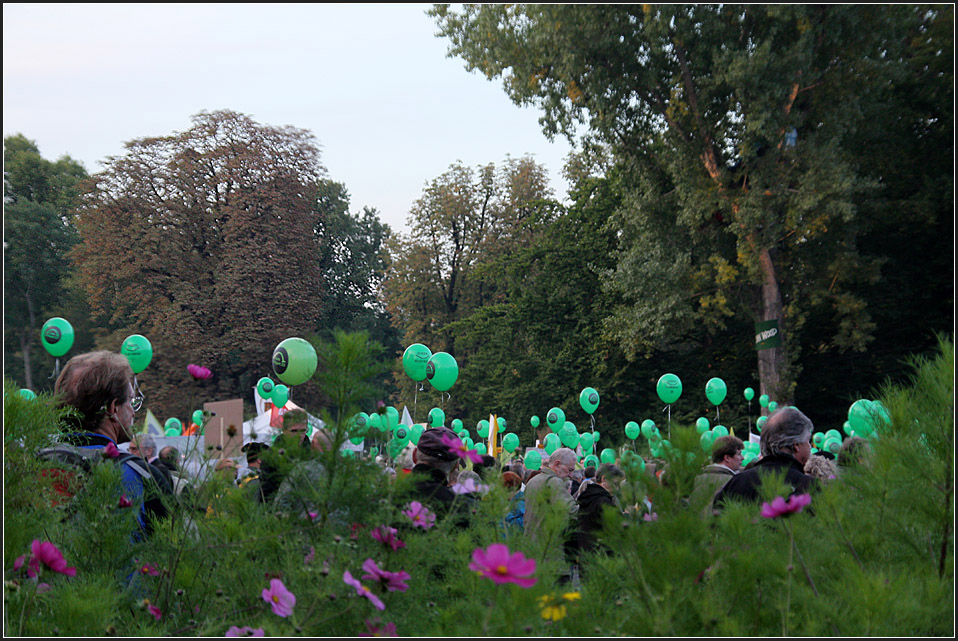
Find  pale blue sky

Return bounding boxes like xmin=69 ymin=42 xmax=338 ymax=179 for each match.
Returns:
xmin=3 ymin=3 xmax=573 ymax=233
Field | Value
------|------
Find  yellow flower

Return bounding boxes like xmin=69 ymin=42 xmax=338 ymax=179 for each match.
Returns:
xmin=538 ymin=592 xmax=581 ymax=621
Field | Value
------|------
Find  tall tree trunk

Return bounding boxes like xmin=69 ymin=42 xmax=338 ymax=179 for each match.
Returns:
xmin=20 ymin=331 xmax=34 ymax=391
xmin=756 ymin=247 xmax=786 ymax=409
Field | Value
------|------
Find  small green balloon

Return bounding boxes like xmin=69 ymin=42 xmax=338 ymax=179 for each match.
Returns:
xmin=256 ymin=377 xmax=275 ymax=399
xmin=559 ymin=424 xmax=579 ymax=448
xmin=18 ymin=388 xmax=37 ymax=400
xmin=578 ymin=432 xmax=594 ymax=452
xmin=409 ymin=423 xmax=425 ymax=445
xmin=462 ymin=437 xmax=473 ymax=449
xmin=121 ymin=334 xmax=153 ymax=374
xmin=546 ymin=407 xmax=566 ymax=433
xmin=41 ymin=317 xmax=75 ymax=358
xmin=165 ymin=417 xmax=182 ymax=432
xmin=524 ymin=449 xmax=542 ymax=471
xmin=756 ymin=416 xmax=768 ymax=432
xmin=395 ymin=426 xmax=409 ymax=444
xmin=759 ymin=394 xmax=770 ymax=408
xmin=451 ymin=418 xmax=463 ymax=431
xmin=385 ymin=406 xmax=399 ymax=430
xmin=600 ymin=448 xmax=616 ymax=464
xmin=402 ymin=343 xmax=432 ymax=382
xmin=530 ymin=415 xmax=540 ymax=428
xmin=579 ymin=387 xmax=600 ymax=415
xmin=502 ymin=433 xmax=520 ymax=453
xmin=477 ymin=420 xmax=490 ymax=438
xmin=350 ymin=436 xmax=364 ymax=445
xmin=593 ymin=431 xmax=600 ymax=443
xmin=368 ymin=413 xmax=382 ymax=429
xmin=474 ymin=443 xmax=487 ymax=455
xmin=813 ymin=432 xmax=825 ymax=447
xmin=428 ymin=407 xmax=445 ymax=428
xmin=712 ymin=425 xmax=729 ymax=438
xmin=641 ymin=419 xmax=656 ymax=439
xmin=192 ymin=409 xmax=204 ymax=426
xmin=583 ymin=454 xmax=600 ymax=468
xmin=768 ymin=401 xmax=779 ymax=413
xmin=656 ymin=373 xmax=683 ymax=404
xmin=544 ymin=433 xmax=560 ymax=455
xmin=700 ymin=430 xmax=714 ymax=452
xmin=695 ymin=417 xmax=710 ymax=434
xmin=165 ymin=427 xmax=181 ymax=437
xmin=271 ymin=384 xmax=289 ymax=408
xmin=497 ymin=417 xmax=506 ymax=433
xmin=705 ymin=377 xmax=728 ymax=406
xmin=625 ymin=421 xmax=640 ymax=440
xmin=744 ymin=387 xmax=755 ymax=401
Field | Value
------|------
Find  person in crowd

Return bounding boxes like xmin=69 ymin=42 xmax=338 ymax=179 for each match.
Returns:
xmin=273 ymin=428 xmax=334 ymax=517
xmin=128 ymin=434 xmax=158 ymax=464
xmin=394 ymin=442 xmax=417 ymax=475
xmin=837 ymin=436 xmax=870 ymax=469
xmin=257 ymin=409 xmax=312 ymax=503
xmin=573 ymin=465 xmax=597 ymax=500
xmin=689 ymin=436 xmax=744 ymax=517
xmin=713 ymin=407 xmax=817 ymax=509
xmin=569 ymin=467 xmax=585 ymax=497
xmin=408 ymin=427 xmax=475 ymax=524
xmin=523 ymin=447 xmax=579 ymax=581
xmin=501 ymin=470 xmax=525 ymax=533
xmin=54 ymin=351 xmax=173 ymax=538
xmin=804 ymin=452 xmax=839 ymax=483
xmin=576 ymin=463 xmax=626 ymax=556
xmin=158 ymin=446 xmax=180 ymax=472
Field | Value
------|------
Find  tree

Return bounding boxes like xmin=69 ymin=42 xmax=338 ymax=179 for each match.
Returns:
xmin=432 ymin=5 xmax=924 ymax=404
xmin=70 ymin=110 xmax=326 ymax=419
xmin=4 ymin=134 xmax=88 ymax=390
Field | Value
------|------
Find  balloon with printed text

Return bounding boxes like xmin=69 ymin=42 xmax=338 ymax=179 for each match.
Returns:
xmin=426 ymin=352 xmax=459 ymax=391
xmin=656 ymin=373 xmax=683 ymax=404
xmin=41 ymin=317 xmax=75 ymax=358
xmin=579 ymin=387 xmax=600 ymax=415
xmin=272 ymin=337 xmax=317 ymax=386
xmin=402 ymin=343 xmax=432 ymax=382
xmin=546 ymin=407 xmax=566 ymax=433
xmin=121 ymin=334 xmax=153 ymax=374
xmin=705 ymin=378 xmax=727 ymax=406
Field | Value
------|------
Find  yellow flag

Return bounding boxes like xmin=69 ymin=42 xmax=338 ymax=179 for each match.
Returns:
xmin=488 ymin=414 xmax=498 ymax=458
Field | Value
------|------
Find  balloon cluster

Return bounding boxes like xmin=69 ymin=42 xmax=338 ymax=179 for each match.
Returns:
xmin=402 ymin=344 xmax=459 ymax=392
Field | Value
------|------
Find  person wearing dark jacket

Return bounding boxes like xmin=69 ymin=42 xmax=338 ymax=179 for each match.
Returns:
xmin=576 ymin=463 xmax=626 ymax=555
xmin=409 ymin=427 xmax=475 ymax=526
xmin=713 ymin=406 xmax=817 ymax=509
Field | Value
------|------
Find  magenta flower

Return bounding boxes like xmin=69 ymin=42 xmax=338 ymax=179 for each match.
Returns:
xmin=361 ymin=558 xmax=410 ymax=593
xmin=118 ymin=494 xmax=133 ymax=508
xmin=343 ymin=571 xmax=385 ymax=610
xmin=103 ymin=442 xmax=121 ymax=459
xmin=148 ymin=603 xmax=162 ymax=621
xmin=16 ymin=540 xmax=77 ymax=578
xmin=760 ymin=493 xmax=812 ymax=519
xmin=402 ymin=501 xmax=436 ymax=530
xmin=261 ymin=578 xmax=296 ymax=617
xmin=370 ymin=526 xmax=406 ymax=552
xmin=643 ymin=512 xmax=659 ymax=522
xmin=360 ymin=618 xmax=398 ymax=637
xmin=137 ymin=562 xmax=160 ymax=576
xmin=308 ymin=511 xmax=319 ymax=521
xmin=439 ymin=433 xmax=484 ymax=464
xmin=451 ymin=477 xmax=490 ymax=495
xmin=226 ymin=626 xmax=265 ymax=637
xmin=469 ymin=543 xmax=537 ymax=587
xmin=187 ymin=364 xmax=213 ymax=380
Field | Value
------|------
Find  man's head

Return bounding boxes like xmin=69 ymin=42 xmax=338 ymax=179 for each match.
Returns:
xmin=281 ymin=409 xmax=310 ymax=443
xmin=595 ymin=463 xmax=626 ymax=491
xmin=54 ymin=351 xmax=137 ymax=440
xmin=159 ymin=446 xmax=180 ymax=470
xmin=548 ymin=448 xmax=577 ymax=479
xmin=242 ymin=442 xmax=269 ymax=468
xmin=711 ymin=435 xmax=745 ymax=471
xmin=412 ymin=427 xmax=460 ymax=475
xmin=760 ymin=407 xmax=814 ymax=465
xmin=128 ymin=434 xmax=157 ymax=460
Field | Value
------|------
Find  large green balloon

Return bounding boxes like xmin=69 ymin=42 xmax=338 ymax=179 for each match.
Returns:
xmin=477 ymin=420 xmax=490 ymax=438
xmin=426 ymin=352 xmax=459 ymax=391
xmin=695 ymin=417 xmax=710 ymax=434
xmin=474 ymin=443 xmax=487 ymax=455
xmin=524 ymin=449 xmax=542 ymax=471
xmin=451 ymin=418 xmax=463 ymax=431
xmin=165 ymin=427 xmax=181 ymax=437
xmin=579 ymin=387 xmax=600 ymax=415
xmin=767 ymin=401 xmax=779 ymax=413
xmin=395 ymin=426 xmax=409 ymax=444
xmin=272 ymin=337 xmax=318 ymax=386
xmin=759 ymin=394 xmax=770 ymax=408
xmin=705 ymin=378 xmax=728 ymax=406
xmin=559 ymin=424 xmax=579 ymax=448
xmin=744 ymin=387 xmax=755 ymax=401
xmin=385 ymin=406 xmax=400 ymax=430
xmin=256 ymin=377 xmax=275 ymax=399
xmin=578 ymin=432 xmax=594 ymax=452
xmin=402 ymin=343 xmax=432 ymax=382
xmin=409 ymin=423 xmax=425 ymax=445
xmin=700 ymin=430 xmax=714 ymax=452
xmin=546 ymin=407 xmax=566 ymax=433
xmin=712 ymin=425 xmax=729 ymax=438
xmin=41 ymin=317 xmax=75 ymax=358
xmin=368 ymin=413 xmax=382 ymax=429
xmin=583 ymin=454 xmax=600 ymax=468
xmin=428 ymin=407 xmax=445 ymax=428
xmin=544 ymin=433 xmax=560 ymax=455
xmin=18 ymin=388 xmax=37 ymax=400
xmin=502 ymin=433 xmax=520 ymax=453
xmin=271 ymin=384 xmax=289 ymax=408
xmin=656 ymin=373 xmax=683 ymax=404
xmin=530 ymin=415 xmax=540 ymax=428
xmin=600 ymin=448 xmax=616 ymax=464
xmin=121 ymin=334 xmax=153 ymax=374
xmin=640 ymin=419 xmax=656 ymax=439
xmin=625 ymin=421 xmax=640 ymax=440
xmin=847 ymin=399 xmax=876 ymax=436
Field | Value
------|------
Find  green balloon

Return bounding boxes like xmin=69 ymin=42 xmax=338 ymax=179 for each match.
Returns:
xmin=579 ymin=387 xmax=600 ymax=415
xmin=583 ymin=454 xmax=600 ymax=468
xmin=656 ymin=373 xmax=682 ymax=404
xmin=759 ymin=394 xmax=770 ymax=408
xmin=756 ymin=416 xmax=768 ymax=432
xmin=502 ymin=433 xmax=520 ymax=453
xmin=477 ymin=420 xmax=490 ymax=438
xmin=600 ymin=448 xmax=616 ymax=464
xmin=544 ymin=433 xmax=560 ymax=455
xmin=388 ymin=439 xmax=404 ymax=459
xmin=705 ymin=377 xmax=728 ymax=406
xmin=842 ymin=421 xmax=853 ymax=437
xmin=700 ymin=430 xmax=714 ymax=452
xmin=428 ymin=407 xmax=445 ymax=428
xmin=695 ymin=417 xmax=710 ymax=434
xmin=368 ymin=413 xmax=382 ymax=429
xmin=385 ymin=406 xmax=399 ymax=430
xmin=823 ymin=438 xmax=841 ymax=454
xmin=768 ymin=401 xmax=779 ymax=413
xmin=497 ymin=417 xmax=506 ymax=432
xmin=349 ymin=436 xmax=364 ymax=445
xmin=530 ymin=415 xmax=540 ymax=428
xmin=41 ymin=317 xmax=75 ymax=358
xmin=524 ymin=449 xmax=542 ymax=471
xmin=354 ymin=412 xmax=369 ymax=433
xmin=712 ymin=425 xmax=729 ymax=438
xmin=395 ymin=426 xmax=409 ymax=444
xmin=579 ymin=432 xmax=594 ymax=452
xmin=121 ymin=334 xmax=153 ymax=374
xmin=165 ymin=417 xmax=182 ymax=432
xmin=593 ymin=431 xmax=600 ymax=443
xmin=426 ymin=352 xmax=458 ymax=392
xmin=847 ymin=399 xmax=879 ymax=437
xmin=559 ymin=424 xmax=579 ymax=448
xmin=451 ymin=418 xmax=463 ymax=431
xmin=271 ymin=384 xmax=289 ymax=408
xmin=409 ymin=423 xmax=425 ymax=445
xmin=813 ymin=432 xmax=825 ymax=447
xmin=402 ymin=343 xmax=433 ymax=382
xmin=272 ymin=337 xmax=318 ymax=386
xmin=474 ymin=443 xmax=487 ymax=455
xmin=192 ymin=409 xmax=204 ymax=426
xmin=640 ymin=419 xmax=656 ymax=439
xmin=546 ymin=407 xmax=566 ymax=433
xmin=165 ymin=427 xmax=181 ymax=437
xmin=256 ymin=377 xmax=275 ymax=399
xmin=625 ymin=421 xmax=640 ymax=440
xmin=825 ymin=428 xmax=842 ymax=443
xmin=744 ymin=387 xmax=755 ymax=401
xmin=18 ymin=388 xmax=37 ymax=400
xmin=462 ymin=436 xmax=473 ymax=449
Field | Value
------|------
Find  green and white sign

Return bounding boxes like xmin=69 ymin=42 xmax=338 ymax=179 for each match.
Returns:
xmin=754 ymin=319 xmax=781 ymax=351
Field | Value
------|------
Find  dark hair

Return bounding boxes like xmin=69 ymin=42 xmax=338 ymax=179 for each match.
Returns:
xmin=596 ymin=463 xmax=625 ymax=484
xmin=711 ymin=435 xmax=744 ymax=463
xmin=55 ymin=351 xmax=134 ymax=432
xmin=584 ymin=466 xmax=597 ymax=479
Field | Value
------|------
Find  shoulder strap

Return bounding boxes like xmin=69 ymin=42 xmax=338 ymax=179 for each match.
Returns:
xmin=37 ymin=444 xmax=100 ymax=473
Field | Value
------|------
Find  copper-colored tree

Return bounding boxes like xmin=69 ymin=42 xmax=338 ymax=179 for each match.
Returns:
xmin=71 ymin=110 xmax=325 ymax=420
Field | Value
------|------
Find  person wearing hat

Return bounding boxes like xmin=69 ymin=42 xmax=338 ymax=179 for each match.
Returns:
xmin=410 ymin=426 xmax=475 ymax=525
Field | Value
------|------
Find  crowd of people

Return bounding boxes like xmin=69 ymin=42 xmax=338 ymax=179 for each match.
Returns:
xmin=46 ymin=349 xmax=869 ymax=585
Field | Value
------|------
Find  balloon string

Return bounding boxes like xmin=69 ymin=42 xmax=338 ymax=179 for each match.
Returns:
xmin=49 ymin=358 xmax=61 ymax=380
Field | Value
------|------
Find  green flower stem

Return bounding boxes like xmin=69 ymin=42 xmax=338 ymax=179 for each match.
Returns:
xmin=783 ymin=522 xmax=794 ymax=637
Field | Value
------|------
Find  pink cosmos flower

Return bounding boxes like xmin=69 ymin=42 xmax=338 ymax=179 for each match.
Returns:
xmin=308 ymin=511 xmax=319 ymax=521
xmin=148 ymin=604 xmax=162 ymax=620
xmin=439 ymin=433 xmax=484 ymax=464
xmin=643 ymin=512 xmax=659 ymax=522
xmin=103 ymin=442 xmax=121 ymax=459
xmin=187 ymin=364 xmax=213 ymax=380
xmin=469 ymin=543 xmax=537 ymax=587
xmin=137 ymin=562 xmax=160 ymax=576
xmin=360 ymin=618 xmax=398 ymax=637
xmin=17 ymin=540 xmax=77 ymax=578
xmin=451 ymin=477 xmax=490 ymax=495
xmin=304 ymin=546 xmax=315 ymax=565
xmin=261 ymin=578 xmax=296 ymax=617
xmin=36 ymin=583 xmax=52 ymax=594
xmin=370 ymin=526 xmax=406 ymax=552
xmin=343 ymin=571 xmax=385 ymax=610
xmin=118 ymin=494 xmax=133 ymax=508
xmin=402 ymin=501 xmax=436 ymax=530
xmin=361 ymin=558 xmax=410 ymax=593
xmin=226 ymin=626 xmax=265 ymax=637
xmin=760 ymin=493 xmax=812 ymax=519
